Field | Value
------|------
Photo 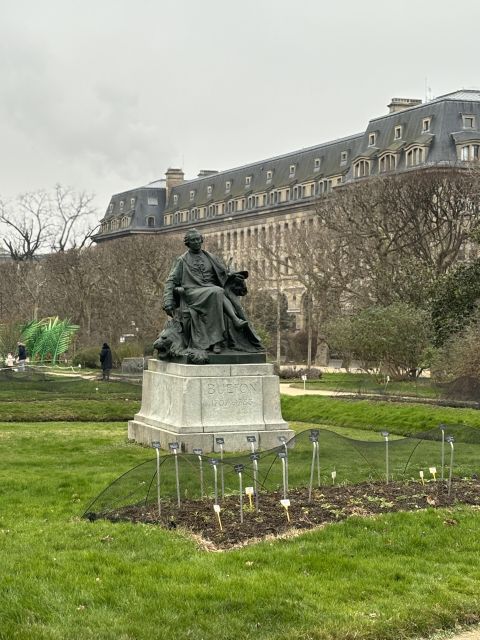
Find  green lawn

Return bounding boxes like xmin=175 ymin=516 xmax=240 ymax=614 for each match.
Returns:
xmin=288 ymin=372 xmax=440 ymax=399
xmin=2 ymin=376 xmax=480 ymax=639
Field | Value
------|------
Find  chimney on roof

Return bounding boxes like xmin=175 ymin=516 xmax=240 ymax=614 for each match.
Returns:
xmin=387 ymin=97 xmax=422 ymax=113
xmin=165 ymin=168 xmax=184 ymax=200
xmin=197 ymin=169 xmax=218 ymax=178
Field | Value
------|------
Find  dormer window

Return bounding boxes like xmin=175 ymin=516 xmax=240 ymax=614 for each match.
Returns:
xmin=108 ymin=203 xmax=113 ymax=213
xmin=119 ymin=200 xmax=124 ymax=211
xmin=289 ymin=165 xmax=296 ymax=178
xmin=368 ymin=133 xmax=376 ymax=146
xmin=207 ymin=185 xmax=213 ymax=196
xmin=225 ymin=180 xmax=231 ymax=193
xmin=422 ymin=118 xmax=431 ymax=132
xmin=266 ymin=170 xmax=273 ymax=183
xmin=314 ymin=158 xmax=321 ymax=171
xmin=394 ymin=126 xmax=402 ymax=140
xmin=340 ymin=151 xmax=348 ymax=164
xmin=130 ymin=197 xmax=135 ymax=207
xmin=463 ymin=115 xmax=475 ymax=129
xmin=189 ymin=190 xmax=195 ymax=201
xmin=173 ymin=194 xmax=178 ymax=205
xmin=245 ymin=176 xmax=252 ymax=187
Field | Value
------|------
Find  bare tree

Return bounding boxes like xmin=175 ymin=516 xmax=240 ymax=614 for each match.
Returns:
xmin=0 ymin=185 xmax=99 ymax=260
xmin=0 ymin=191 xmax=52 ymax=260
xmin=51 ymin=184 xmax=98 ymax=252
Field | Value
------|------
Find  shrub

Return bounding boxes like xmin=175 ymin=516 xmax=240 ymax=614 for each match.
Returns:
xmin=72 ymin=347 xmax=101 ymax=369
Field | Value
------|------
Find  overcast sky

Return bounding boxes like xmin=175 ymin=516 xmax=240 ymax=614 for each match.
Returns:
xmin=1 ymin=0 xmax=479 ymax=217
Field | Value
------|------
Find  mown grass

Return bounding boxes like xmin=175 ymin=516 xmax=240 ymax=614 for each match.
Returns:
xmin=282 ymin=395 xmax=480 ymax=437
xmin=2 ymin=375 xmax=480 ymax=639
xmin=0 ymin=420 xmax=480 ymax=639
xmin=288 ymin=372 xmax=440 ymax=399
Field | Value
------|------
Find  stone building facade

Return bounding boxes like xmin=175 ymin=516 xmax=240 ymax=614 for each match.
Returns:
xmin=94 ymin=90 xmax=480 ymax=331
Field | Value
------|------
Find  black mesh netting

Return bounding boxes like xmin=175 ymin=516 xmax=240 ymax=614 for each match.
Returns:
xmin=83 ymin=424 xmax=480 ymax=520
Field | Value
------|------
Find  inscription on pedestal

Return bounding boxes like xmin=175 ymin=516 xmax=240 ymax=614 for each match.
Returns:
xmin=201 ymin=377 xmax=262 ymax=425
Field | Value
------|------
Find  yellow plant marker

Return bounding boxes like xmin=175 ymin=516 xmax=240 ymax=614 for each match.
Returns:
xmin=419 ymin=470 xmax=425 ymax=485
xmin=429 ymin=466 xmax=437 ymax=480
xmin=213 ymin=504 xmax=223 ymax=531
xmin=245 ymin=486 xmax=254 ymax=509
xmin=280 ymin=498 xmax=291 ymax=522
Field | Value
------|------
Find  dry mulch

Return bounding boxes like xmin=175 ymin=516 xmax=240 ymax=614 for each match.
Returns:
xmin=99 ymin=478 xmax=480 ymax=550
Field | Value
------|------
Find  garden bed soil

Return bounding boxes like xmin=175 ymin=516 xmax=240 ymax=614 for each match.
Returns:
xmin=98 ymin=479 xmax=479 ymax=550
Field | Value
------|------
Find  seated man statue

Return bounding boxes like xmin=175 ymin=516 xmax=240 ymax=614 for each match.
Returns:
xmin=158 ymin=228 xmax=263 ymax=362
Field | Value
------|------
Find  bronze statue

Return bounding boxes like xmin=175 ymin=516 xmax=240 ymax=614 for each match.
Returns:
xmin=155 ymin=228 xmax=264 ymax=363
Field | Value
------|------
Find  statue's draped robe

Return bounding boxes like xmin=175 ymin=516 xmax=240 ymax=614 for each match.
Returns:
xmin=163 ymin=250 xmax=229 ymax=350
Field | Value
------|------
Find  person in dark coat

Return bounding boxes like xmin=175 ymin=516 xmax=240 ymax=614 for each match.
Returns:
xmin=99 ymin=343 xmax=113 ymax=381
xmin=16 ymin=342 xmax=27 ymax=371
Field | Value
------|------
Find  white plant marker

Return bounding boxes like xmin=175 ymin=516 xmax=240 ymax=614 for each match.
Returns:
xmin=193 ymin=448 xmax=204 ymax=497
xmin=429 ymin=466 xmax=437 ymax=481
xmin=169 ymin=442 xmax=181 ymax=507
xmin=419 ymin=470 xmax=425 ymax=485
xmin=213 ymin=504 xmax=223 ymax=531
xmin=331 ymin=470 xmax=337 ymax=485
xmin=153 ymin=441 xmax=161 ymax=518
xmin=280 ymin=498 xmax=291 ymax=522
xmin=216 ymin=438 xmax=225 ymax=499
xmin=245 ymin=486 xmax=254 ymax=509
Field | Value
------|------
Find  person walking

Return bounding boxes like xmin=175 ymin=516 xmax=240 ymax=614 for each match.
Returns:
xmin=16 ymin=342 xmax=27 ymax=371
xmin=99 ymin=343 xmax=112 ymax=381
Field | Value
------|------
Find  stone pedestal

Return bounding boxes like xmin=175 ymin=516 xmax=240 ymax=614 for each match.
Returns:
xmin=128 ymin=359 xmax=293 ymax=452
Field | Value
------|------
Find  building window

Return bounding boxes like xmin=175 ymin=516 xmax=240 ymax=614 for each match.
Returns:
xmin=119 ymin=200 xmax=124 ymax=211
xmin=130 ymin=197 xmax=135 ymax=207
xmin=394 ymin=126 xmax=402 ymax=140
xmin=340 ymin=151 xmax=348 ymax=164
xmin=368 ymin=133 xmax=376 ymax=146
xmin=207 ymin=185 xmax=213 ymax=198
xmin=245 ymin=176 xmax=252 ymax=187
xmin=353 ymin=160 xmax=370 ymax=178
xmin=463 ymin=115 xmax=475 ymax=129
xmin=189 ymin=190 xmax=195 ymax=201
xmin=289 ymin=165 xmax=295 ymax=178
xmin=108 ymin=203 xmax=113 ymax=213
xmin=379 ymin=153 xmax=396 ymax=173
xmin=406 ymin=146 xmax=425 ymax=167
xmin=147 ymin=196 xmax=158 ymax=206
xmin=460 ymin=144 xmax=480 ymax=161
xmin=147 ymin=216 xmax=155 ymax=228
xmin=173 ymin=194 xmax=178 ymax=205
xmin=225 ymin=180 xmax=231 ymax=193
xmin=314 ymin=158 xmax=321 ymax=171
xmin=266 ymin=170 xmax=273 ymax=183
xmin=422 ymin=118 xmax=431 ymax=132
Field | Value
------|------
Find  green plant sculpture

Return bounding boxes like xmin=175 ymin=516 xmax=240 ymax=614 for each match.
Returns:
xmin=20 ymin=317 xmax=79 ymax=364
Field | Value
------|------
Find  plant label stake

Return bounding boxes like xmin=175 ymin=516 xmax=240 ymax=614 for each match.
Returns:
xmin=234 ymin=464 xmax=244 ymax=523
xmin=419 ymin=470 xmax=425 ymax=485
xmin=210 ymin=458 xmax=219 ymax=504
xmin=308 ymin=434 xmax=319 ymax=502
xmin=152 ymin=441 xmax=161 ymax=518
xmin=245 ymin=486 xmax=254 ymax=509
xmin=440 ymin=425 xmax=445 ymax=481
xmin=169 ymin=442 xmax=181 ymax=507
xmin=193 ymin=448 xmax=204 ymax=497
xmin=250 ymin=452 xmax=260 ymax=511
xmin=278 ymin=436 xmax=289 ymax=488
xmin=331 ymin=469 xmax=337 ymax=485
xmin=429 ymin=466 xmax=437 ymax=481
xmin=381 ymin=431 xmax=390 ymax=484
xmin=280 ymin=498 xmax=291 ymax=522
xmin=301 ymin=374 xmax=307 ymax=391
xmin=446 ymin=436 xmax=454 ymax=496
xmin=278 ymin=451 xmax=288 ymax=499
xmin=216 ymin=438 xmax=225 ymax=499
xmin=213 ymin=504 xmax=223 ymax=531
xmin=247 ymin=435 xmax=256 ymax=454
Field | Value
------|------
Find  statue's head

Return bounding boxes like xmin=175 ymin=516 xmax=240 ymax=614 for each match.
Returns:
xmin=184 ymin=228 xmax=203 ymax=252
